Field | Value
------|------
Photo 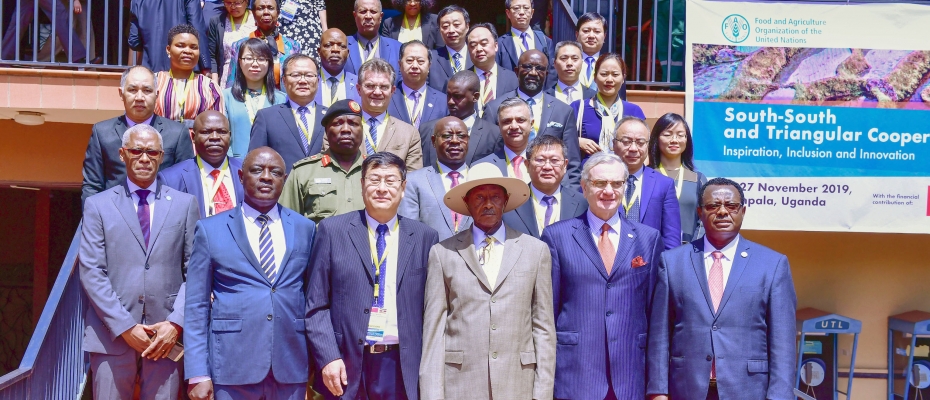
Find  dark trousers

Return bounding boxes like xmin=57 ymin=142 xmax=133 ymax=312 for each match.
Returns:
xmin=706 ymin=384 xmax=720 ymax=400
xmin=89 ymin=350 xmax=181 ymax=400
xmin=89 ymin=0 xmax=126 ymax=64
xmin=214 ymin=370 xmax=307 ymax=400
xmin=360 ymin=348 xmax=407 ymax=400
xmin=1 ymin=0 xmax=87 ymax=61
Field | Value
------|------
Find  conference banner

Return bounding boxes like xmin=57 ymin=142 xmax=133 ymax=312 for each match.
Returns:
xmin=686 ymin=0 xmax=930 ymax=234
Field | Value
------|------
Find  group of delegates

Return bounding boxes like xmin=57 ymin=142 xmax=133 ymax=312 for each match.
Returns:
xmin=76 ymin=1 xmax=799 ymax=400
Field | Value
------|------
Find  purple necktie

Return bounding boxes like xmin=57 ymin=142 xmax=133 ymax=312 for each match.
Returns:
xmin=542 ymin=195 xmax=555 ymax=228
xmin=521 ymin=32 xmax=530 ymax=52
xmin=136 ymin=189 xmax=151 ymax=247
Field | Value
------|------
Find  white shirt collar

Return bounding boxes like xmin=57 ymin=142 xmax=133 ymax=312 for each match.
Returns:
xmin=437 ymin=161 xmax=467 ymax=175
xmin=289 ymin=98 xmax=316 ymax=110
xmin=586 ymin=209 xmax=621 ymax=234
xmin=197 ymin=156 xmax=229 ymax=174
xmin=362 ymin=110 xmax=387 ymax=124
xmin=557 ymin=80 xmax=583 ymax=93
xmin=446 ymin=45 xmax=467 ymax=61
xmin=475 ymin=63 xmax=498 ymax=75
xmin=703 ymin=234 xmax=741 ymax=261
xmin=365 ymin=211 xmax=398 ymax=233
xmin=629 ymin=165 xmax=645 ymax=179
xmin=242 ymin=202 xmax=281 ymax=221
xmin=517 ymin=89 xmax=544 ymax=103
xmin=472 ymin=223 xmax=507 ymax=248
xmin=402 ymin=82 xmax=428 ymax=98
xmin=504 ymin=146 xmax=527 ymax=161
xmin=511 ymin=27 xmax=533 ymax=38
xmin=531 ymin=184 xmax=560 ymax=203
xmin=462 ymin=113 xmax=477 ymax=130
xmin=583 ymin=51 xmax=600 ymax=60
xmin=321 ymin=68 xmax=345 ymax=81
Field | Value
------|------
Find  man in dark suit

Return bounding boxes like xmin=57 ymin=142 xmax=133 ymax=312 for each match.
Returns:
xmin=497 ymin=0 xmax=556 ymax=88
xmin=380 ymin=8 xmax=442 ymax=49
xmin=540 ymin=152 xmax=663 ymax=400
xmin=316 ymin=28 xmax=362 ymax=109
xmin=159 ymin=111 xmax=245 ymax=219
xmin=185 ymin=147 xmax=317 ymax=400
xmin=249 ymin=54 xmax=326 ymax=173
xmin=400 ymin=117 xmax=474 ymax=241
xmin=82 ymin=66 xmax=194 ymax=203
xmin=308 ymin=152 xmax=439 ymax=400
xmin=418 ymin=71 xmax=500 ymax=168
xmin=503 ymin=135 xmax=586 ymax=238
xmin=466 ymin=22 xmax=519 ymax=118
xmin=79 ymin=124 xmax=200 ymax=399
xmin=427 ymin=5 xmax=472 ymax=92
xmin=647 ymin=178 xmax=797 ymax=400
xmin=345 ymin=0 xmax=402 ymax=76
xmin=612 ymin=117 xmax=681 ymax=250
xmin=387 ymin=41 xmax=448 ymax=129
xmin=575 ymin=12 xmax=627 ymax=99
xmin=547 ymin=41 xmax=597 ymax=105
xmin=482 ymin=50 xmax=582 ymax=190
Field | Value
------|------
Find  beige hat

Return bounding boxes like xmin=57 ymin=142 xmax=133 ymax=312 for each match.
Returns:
xmin=443 ymin=163 xmax=531 ymax=215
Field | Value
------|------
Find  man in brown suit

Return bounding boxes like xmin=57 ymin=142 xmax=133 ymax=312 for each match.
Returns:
xmin=352 ymin=58 xmax=423 ymax=170
xmin=420 ymin=163 xmax=556 ymax=400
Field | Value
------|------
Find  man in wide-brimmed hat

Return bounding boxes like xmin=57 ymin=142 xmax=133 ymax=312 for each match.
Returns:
xmin=419 ymin=163 xmax=556 ymax=400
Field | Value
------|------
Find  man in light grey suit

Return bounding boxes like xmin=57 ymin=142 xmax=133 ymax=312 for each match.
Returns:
xmin=400 ymin=116 xmax=474 ymax=240
xmin=420 ymin=163 xmax=556 ymax=400
xmin=79 ymin=124 xmax=200 ymax=399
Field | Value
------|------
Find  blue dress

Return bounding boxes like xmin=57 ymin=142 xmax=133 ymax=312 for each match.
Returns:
xmin=224 ymin=88 xmax=287 ymax=158
xmin=570 ymin=98 xmax=647 ymax=163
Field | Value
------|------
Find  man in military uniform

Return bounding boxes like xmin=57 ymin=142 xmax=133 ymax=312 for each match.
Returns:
xmin=280 ymin=99 xmax=366 ymax=223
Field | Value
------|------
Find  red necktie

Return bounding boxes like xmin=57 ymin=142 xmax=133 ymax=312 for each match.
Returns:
xmin=210 ymin=169 xmax=233 ymax=214
xmin=709 ymin=251 xmax=725 ymax=378
xmin=449 ymin=170 xmax=462 ymax=231
xmin=511 ymin=155 xmax=525 ymax=179
xmin=597 ymin=223 xmax=614 ymax=274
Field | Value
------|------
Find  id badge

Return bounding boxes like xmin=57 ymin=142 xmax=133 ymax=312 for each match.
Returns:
xmin=365 ymin=307 xmax=389 ymax=343
xmin=280 ymin=0 xmax=299 ymax=22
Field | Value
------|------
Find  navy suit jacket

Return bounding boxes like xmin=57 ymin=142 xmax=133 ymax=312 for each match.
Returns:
xmin=541 ymin=213 xmax=663 ymax=400
xmin=647 ymin=238 xmax=797 ymax=400
xmin=427 ymin=47 xmax=473 ymax=91
xmin=184 ymin=205 xmax=317 ymax=385
xmin=502 ymin=184 xmax=587 ymax=238
xmin=496 ymin=29 xmax=557 ymax=88
xmin=345 ymin=34 xmax=402 ymax=77
xmin=544 ymin=84 xmax=597 ymax=104
xmin=157 ymin=157 xmax=245 ymax=219
xmin=417 ymin=116 xmax=500 ymax=169
xmin=248 ymin=103 xmax=326 ymax=172
xmin=307 ymin=211 xmax=440 ymax=400
xmin=387 ymin=85 xmax=448 ymax=128
xmin=314 ymin=70 xmax=361 ymax=109
xmin=381 ymin=12 xmax=443 ymax=49
xmin=630 ymin=167 xmax=682 ymax=250
xmin=472 ymin=65 xmax=520 ymax=109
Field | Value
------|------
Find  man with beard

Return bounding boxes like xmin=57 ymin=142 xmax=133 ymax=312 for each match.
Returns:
xmin=417 ymin=71 xmax=500 ymax=167
xmin=315 ymin=28 xmax=362 ymax=109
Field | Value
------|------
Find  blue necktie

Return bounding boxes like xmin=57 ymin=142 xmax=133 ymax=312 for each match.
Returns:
xmin=135 ymin=189 xmax=151 ymax=247
xmin=452 ymin=52 xmax=462 ymax=73
xmin=526 ymin=97 xmax=537 ymax=140
xmin=367 ymin=224 xmax=389 ymax=345
xmin=625 ymin=175 xmax=640 ymax=222
xmin=366 ymin=117 xmax=378 ymax=155
xmin=297 ymin=106 xmax=311 ymax=155
xmin=520 ymin=32 xmax=530 ymax=52
xmin=256 ymin=214 xmax=277 ymax=283
xmin=585 ymin=57 xmax=595 ymax=86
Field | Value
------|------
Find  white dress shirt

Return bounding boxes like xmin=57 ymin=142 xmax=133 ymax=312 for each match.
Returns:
xmin=401 ymin=82 xmax=428 ymax=124
xmin=197 ymin=156 xmax=237 ymax=217
xmin=320 ymin=68 xmax=347 ymax=107
xmin=510 ymin=27 xmax=536 ymax=58
xmin=703 ymin=234 xmax=741 ymax=289
xmin=242 ymin=203 xmax=286 ymax=275
xmin=472 ymin=223 xmax=508 ymax=288
xmin=127 ymin=179 xmax=156 ymax=222
xmin=517 ymin=89 xmax=544 ymax=133
xmin=437 ymin=162 xmax=468 ymax=193
xmin=462 ymin=113 xmax=477 ymax=132
xmin=530 ymin=184 xmax=561 ymax=232
xmin=289 ymin=99 xmax=317 ymax=144
xmin=362 ymin=111 xmax=388 ymax=150
xmin=586 ymin=210 xmax=622 ymax=251
xmin=365 ymin=212 xmax=400 ymax=344
xmin=503 ymin=146 xmax=530 ymax=183
xmin=446 ymin=45 xmax=469 ymax=71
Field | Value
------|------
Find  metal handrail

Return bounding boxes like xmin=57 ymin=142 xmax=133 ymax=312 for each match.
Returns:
xmin=0 ymin=224 xmax=88 ymax=399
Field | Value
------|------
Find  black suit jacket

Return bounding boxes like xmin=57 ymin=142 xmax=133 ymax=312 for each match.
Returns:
xmin=417 ymin=116 xmax=500 ymax=169
xmin=503 ymin=184 xmax=588 ymax=238
xmin=387 ymin=85 xmax=449 ymax=129
xmin=81 ymin=114 xmax=194 ymax=203
xmin=473 ymin=66 xmax=519 ymax=116
xmin=380 ymin=12 xmax=443 ymax=49
xmin=248 ymin=102 xmax=326 ymax=172
xmin=427 ymin=47 xmax=473 ymax=91
xmin=496 ymin=29 xmax=557 ymax=88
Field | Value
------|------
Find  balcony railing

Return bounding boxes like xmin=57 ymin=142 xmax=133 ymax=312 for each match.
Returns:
xmin=0 ymin=224 xmax=88 ymax=399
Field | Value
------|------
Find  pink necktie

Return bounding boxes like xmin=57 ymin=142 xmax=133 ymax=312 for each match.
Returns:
xmin=511 ymin=155 xmax=524 ymax=179
xmin=708 ymin=250 xmax=724 ymax=379
xmin=449 ymin=170 xmax=462 ymax=231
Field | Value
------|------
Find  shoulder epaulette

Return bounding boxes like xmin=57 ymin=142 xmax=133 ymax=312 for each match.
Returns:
xmin=321 ymin=154 xmax=332 ymax=167
xmin=292 ymin=154 xmax=323 ymax=168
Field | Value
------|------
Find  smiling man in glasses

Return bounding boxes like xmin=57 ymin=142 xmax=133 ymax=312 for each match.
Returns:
xmin=539 ymin=151 xmax=662 ymax=400
xmin=79 ymin=124 xmax=200 ymax=400
xmin=647 ymin=178 xmax=797 ymax=400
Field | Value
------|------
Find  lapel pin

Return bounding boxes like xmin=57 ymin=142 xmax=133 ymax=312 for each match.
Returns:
xmin=166 ymin=196 xmax=171 ymax=201
xmin=428 ymin=103 xmax=433 ymax=107
xmin=741 ymin=251 xmax=748 ymax=258
xmin=627 ymin=233 xmax=634 ymax=238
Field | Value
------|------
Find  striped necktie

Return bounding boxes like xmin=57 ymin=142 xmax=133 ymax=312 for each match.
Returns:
xmin=366 ymin=117 xmax=379 ymax=155
xmin=452 ymin=52 xmax=462 ymax=73
xmin=256 ymin=214 xmax=276 ymax=283
xmin=296 ymin=106 xmax=312 ymax=155
xmin=482 ymin=70 xmax=494 ymax=106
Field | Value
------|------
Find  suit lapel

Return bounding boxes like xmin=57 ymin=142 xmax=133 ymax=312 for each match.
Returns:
xmin=391 ymin=90 xmax=411 ymax=122
xmin=348 ymin=35 xmax=363 ymax=73
xmin=228 ymin=208 xmax=267 ymax=283
xmin=639 ymin=168 xmax=657 ymax=220
xmin=572 ymin=216 xmax=608 ymax=280
xmin=181 ymin=161 xmax=204 ymax=207
xmin=465 ymin=120 xmax=487 ymax=165
xmin=229 ymin=159 xmax=245 ymax=202
xmin=716 ymin=240 xmax=750 ymax=317
xmin=453 ymin=229 xmax=492 ymax=292
xmin=113 ymin=184 xmax=147 ymax=252
xmin=425 ymin=169 xmax=456 ymax=232
xmin=502 ymin=35 xmax=519 ymax=68
xmin=309 ymin=106 xmax=326 ymax=155
xmin=437 ymin=47 xmax=454 ymax=77
xmin=533 ymin=31 xmax=547 ymax=54
xmin=275 ymin=206 xmax=296 ymax=283
xmin=493 ymin=227 xmax=523 ymax=292
xmin=610 ymin=220 xmax=636 ymax=278
xmin=424 ymin=88 xmax=442 ymax=122
xmin=112 ymin=116 xmax=129 ymax=144
xmin=559 ymin=189 xmax=585 ymax=221
xmin=279 ymin=104 xmax=308 ymax=156
xmin=348 ymin=212 xmax=375 ymax=283
xmin=379 ymin=117 xmax=399 ymax=152
xmin=538 ymin=95 xmax=555 ymax=134
xmin=395 ymin=217 xmax=416 ymax=286
xmin=512 ymin=194 xmax=539 ymax=237
xmin=146 ymin=183 xmax=174 ymax=252
xmin=688 ymin=240 xmax=716 ymax=316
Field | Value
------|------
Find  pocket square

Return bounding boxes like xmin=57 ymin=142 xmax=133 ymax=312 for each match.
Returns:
xmin=631 ymin=256 xmax=647 ymax=268
xmin=546 ymin=121 xmax=564 ymax=128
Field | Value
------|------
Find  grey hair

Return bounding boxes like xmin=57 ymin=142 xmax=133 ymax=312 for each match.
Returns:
xmin=554 ymin=40 xmax=583 ymax=56
xmin=496 ymin=96 xmax=530 ymax=120
xmin=614 ymin=116 xmax=649 ymax=138
xmin=120 ymin=65 xmax=155 ymax=89
xmin=581 ymin=152 xmax=628 ymax=183
xmin=358 ymin=58 xmax=397 ymax=89
xmin=121 ymin=124 xmax=164 ymax=148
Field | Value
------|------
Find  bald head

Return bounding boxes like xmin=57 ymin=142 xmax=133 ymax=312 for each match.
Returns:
xmin=240 ymin=147 xmax=287 ymax=213
xmin=191 ymin=111 xmax=231 ymax=167
xmin=516 ymin=49 xmax=548 ymax=96
xmin=319 ymin=28 xmax=349 ymax=74
xmin=432 ymin=116 xmax=469 ymax=170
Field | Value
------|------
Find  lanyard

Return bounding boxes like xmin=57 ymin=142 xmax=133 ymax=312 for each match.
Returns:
xmin=229 ymin=12 xmax=250 ymax=32
xmin=524 ymin=95 xmax=541 ymax=133
xmin=291 ymin=104 xmax=315 ymax=143
xmin=321 ymin=71 xmax=345 ymax=107
xmin=368 ymin=219 xmax=399 ymax=298
xmin=658 ymin=164 xmax=685 ymax=200
xmin=244 ymin=86 xmax=267 ymax=123
xmin=171 ymin=70 xmax=196 ymax=123
xmin=622 ymin=174 xmax=643 ymax=213
xmin=196 ymin=156 xmax=229 ymax=215
xmin=359 ymin=37 xmax=380 ymax=62
xmin=362 ymin=113 xmax=389 ymax=151
xmin=403 ymin=87 xmax=423 ymax=120
xmin=402 ymin=13 xmax=421 ymax=30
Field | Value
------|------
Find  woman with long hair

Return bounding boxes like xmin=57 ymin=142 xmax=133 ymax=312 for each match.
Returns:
xmin=381 ymin=0 xmax=443 ymax=48
xmin=570 ymin=53 xmax=646 ymax=160
xmin=223 ymin=38 xmax=287 ymax=158
xmin=154 ymin=24 xmax=225 ymax=128
xmin=206 ymin=0 xmax=257 ymax=87
xmin=648 ymin=112 xmax=708 ymax=243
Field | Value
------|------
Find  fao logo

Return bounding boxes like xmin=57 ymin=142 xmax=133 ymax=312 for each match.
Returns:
xmin=722 ymin=14 xmax=750 ymax=43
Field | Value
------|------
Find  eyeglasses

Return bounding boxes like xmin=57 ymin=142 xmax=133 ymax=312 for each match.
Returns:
xmin=223 ymin=0 xmax=246 ymax=7
xmin=588 ymin=179 xmax=624 ymax=190
xmin=241 ymin=56 xmax=269 ymax=64
xmin=438 ymin=133 xmax=469 ymax=141
xmin=405 ymin=0 xmax=421 ymax=4
xmin=614 ymin=138 xmax=648 ymax=147
xmin=365 ymin=176 xmax=403 ymax=188
xmin=286 ymin=72 xmax=318 ymax=81
xmin=519 ymin=64 xmax=546 ymax=72
xmin=123 ymin=148 xmax=163 ymax=158
xmin=196 ymin=128 xmax=230 ymax=136
xmin=701 ymin=202 xmax=743 ymax=213
xmin=362 ymin=83 xmax=392 ymax=92
xmin=660 ymin=132 xmax=687 ymax=139
xmin=531 ymin=157 xmax=564 ymax=167
xmin=509 ymin=6 xmax=532 ymax=12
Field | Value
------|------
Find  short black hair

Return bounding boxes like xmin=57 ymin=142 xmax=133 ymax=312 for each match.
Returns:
xmin=362 ymin=152 xmax=408 ymax=182
xmin=647 ymin=112 xmax=695 ymax=171
xmin=576 ymin=12 xmax=607 ymax=33
xmin=437 ymin=5 xmax=469 ymax=25
xmin=449 ymin=70 xmax=480 ymax=93
xmin=466 ymin=22 xmax=497 ymax=42
xmin=167 ymin=23 xmax=199 ymax=45
xmin=526 ymin=134 xmax=567 ymax=160
xmin=231 ymin=38 xmax=277 ymax=103
xmin=399 ymin=40 xmax=432 ymax=63
xmin=281 ymin=53 xmax=316 ymax=81
xmin=504 ymin=0 xmax=532 ymax=8
xmin=699 ymin=177 xmax=745 ymax=206
xmin=392 ymin=0 xmax=436 ymax=12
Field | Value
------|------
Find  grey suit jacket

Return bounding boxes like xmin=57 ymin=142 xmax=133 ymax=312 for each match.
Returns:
xmin=82 ymin=115 xmax=194 ymax=203
xmin=502 ymin=184 xmax=588 ymax=238
xmin=421 ymin=226 xmax=556 ymax=400
xmin=417 ymin=116 xmax=501 ymax=169
xmin=398 ymin=166 xmax=474 ymax=241
xmin=325 ymin=115 xmax=423 ymax=170
xmin=79 ymin=181 xmax=199 ymax=355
